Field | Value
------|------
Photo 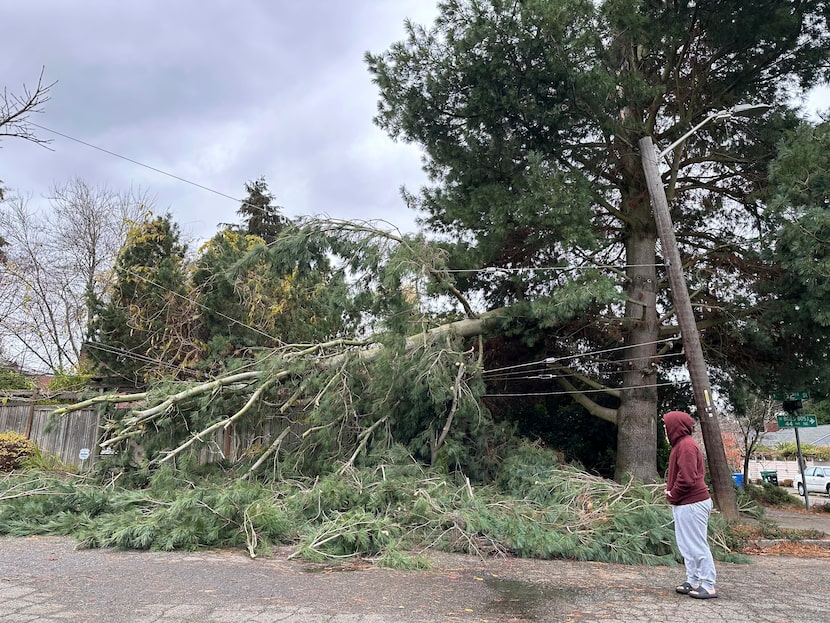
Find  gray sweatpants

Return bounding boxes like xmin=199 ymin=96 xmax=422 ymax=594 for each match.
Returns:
xmin=672 ymin=498 xmax=716 ymax=591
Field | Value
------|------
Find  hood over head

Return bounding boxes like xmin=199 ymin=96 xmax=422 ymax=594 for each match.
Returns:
xmin=663 ymin=410 xmax=694 ymax=446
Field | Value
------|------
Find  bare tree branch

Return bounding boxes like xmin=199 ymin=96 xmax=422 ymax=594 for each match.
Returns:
xmin=0 ymin=68 xmax=55 ymax=148
xmin=0 ymin=183 xmax=150 ymax=371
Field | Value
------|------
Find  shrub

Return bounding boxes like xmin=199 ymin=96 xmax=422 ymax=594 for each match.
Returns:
xmin=739 ymin=482 xmax=800 ymax=508
xmin=23 ymin=446 xmax=75 ymax=473
xmin=48 ymin=366 xmax=94 ymax=393
xmin=0 ymin=368 xmax=35 ymax=390
xmin=756 ymin=443 xmax=830 ymax=462
xmin=0 ymin=431 xmax=37 ymax=470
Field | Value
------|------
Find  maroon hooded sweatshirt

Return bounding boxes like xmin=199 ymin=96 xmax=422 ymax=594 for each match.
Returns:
xmin=663 ymin=410 xmax=711 ymax=506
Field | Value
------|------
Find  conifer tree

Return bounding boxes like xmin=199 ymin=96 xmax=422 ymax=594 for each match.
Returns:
xmin=366 ymin=0 xmax=830 ymax=488
xmin=236 ymin=177 xmax=288 ymax=244
xmin=758 ymin=121 xmax=830 ymax=388
xmin=191 ymin=226 xmax=352 ymax=365
xmin=87 ymin=213 xmax=189 ymax=386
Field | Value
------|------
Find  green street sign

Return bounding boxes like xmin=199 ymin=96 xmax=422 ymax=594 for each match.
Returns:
xmin=776 ymin=414 xmax=818 ymax=428
xmin=771 ymin=391 xmax=810 ymax=401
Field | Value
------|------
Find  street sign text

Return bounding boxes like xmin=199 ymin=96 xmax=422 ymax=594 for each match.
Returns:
xmin=776 ymin=414 xmax=818 ymax=428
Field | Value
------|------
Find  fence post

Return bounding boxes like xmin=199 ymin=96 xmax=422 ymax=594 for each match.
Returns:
xmin=24 ymin=390 xmax=38 ymax=439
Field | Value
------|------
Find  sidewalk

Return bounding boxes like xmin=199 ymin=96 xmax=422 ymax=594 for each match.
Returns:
xmin=764 ymin=506 xmax=830 ymax=534
xmin=2 ymin=532 xmax=829 ymax=623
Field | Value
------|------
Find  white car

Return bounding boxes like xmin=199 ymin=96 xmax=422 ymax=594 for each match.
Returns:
xmin=794 ymin=466 xmax=830 ymax=496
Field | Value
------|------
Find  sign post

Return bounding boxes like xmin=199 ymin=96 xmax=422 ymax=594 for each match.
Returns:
xmin=794 ymin=425 xmax=809 ymax=510
xmin=78 ymin=447 xmax=91 ymax=473
xmin=772 ymin=392 xmax=813 ymax=510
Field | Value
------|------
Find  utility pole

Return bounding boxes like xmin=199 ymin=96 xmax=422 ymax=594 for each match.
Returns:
xmin=639 ymin=105 xmax=768 ymax=520
xmin=640 ymin=135 xmax=739 ymax=521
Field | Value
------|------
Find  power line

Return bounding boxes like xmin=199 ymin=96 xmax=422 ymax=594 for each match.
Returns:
xmin=481 ymin=337 xmax=680 ymax=376
xmin=84 ymin=341 xmax=203 ymax=377
xmin=482 ymin=380 xmax=689 ymax=398
xmin=446 ymin=264 xmax=665 ymax=274
xmin=483 ymin=352 xmax=687 ymax=382
xmin=27 ymin=122 xmax=266 ymax=212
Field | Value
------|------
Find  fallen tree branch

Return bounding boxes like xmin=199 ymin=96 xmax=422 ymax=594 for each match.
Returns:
xmin=51 ymin=391 xmax=148 ymax=416
xmin=242 ymin=424 xmax=293 ymax=480
xmin=431 ymin=362 xmax=466 ymax=465
xmin=338 ymin=415 xmax=390 ymax=475
xmin=126 ymin=370 xmax=265 ymax=424
xmin=150 ymin=374 xmax=286 ymax=466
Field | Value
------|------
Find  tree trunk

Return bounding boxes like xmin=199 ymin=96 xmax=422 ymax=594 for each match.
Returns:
xmin=615 ymin=196 xmax=660 ymax=483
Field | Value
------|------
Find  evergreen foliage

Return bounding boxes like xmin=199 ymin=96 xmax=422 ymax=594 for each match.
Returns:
xmin=756 ymin=442 xmax=830 ymax=462
xmin=0 ymin=444 xmax=750 ymax=567
xmin=85 ymin=205 xmax=355 ymax=386
xmin=234 ymin=177 xmax=288 ymax=244
xmin=48 ymin=364 xmax=94 ymax=393
xmin=21 ymin=445 xmax=75 ymax=473
xmin=0 ymin=367 xmax=35 ymax=390
xmin=754 ymin=121 xmax=830 ymax=390
xmin=192 ymin=225 xmax=353 ymax=367
xmin=86 ymin=213 xmax=189 ymax=386
xmin=740 ymin=481 xmax=802 ymax=509
xmin=366 ymin=0 xmax=830 ymax=481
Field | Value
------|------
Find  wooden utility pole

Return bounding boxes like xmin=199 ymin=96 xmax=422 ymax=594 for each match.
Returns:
xmin=640 ymin=135 xmax=739 ymax=521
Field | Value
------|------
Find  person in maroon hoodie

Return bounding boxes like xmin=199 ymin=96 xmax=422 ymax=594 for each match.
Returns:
xmin=663 ymin=410 xmax=718 ymax=599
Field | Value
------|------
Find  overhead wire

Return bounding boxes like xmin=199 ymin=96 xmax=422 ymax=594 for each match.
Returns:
xmin=28 ymin=121 xmax=689 ymax=395
xmin=482 ymin=351 xmax=688 ymax=382
xmin=445 ymin=264 xmax=665 ymax=274
xmin=481 ymin=337 xmax=680 ymax=376
xmin=29 ymin=122 xmax=250 ymax=208
xmin=83 ymin=341 xmax=203 ymax=377
xmin=482 ymin=380 xmax=690 ymax=398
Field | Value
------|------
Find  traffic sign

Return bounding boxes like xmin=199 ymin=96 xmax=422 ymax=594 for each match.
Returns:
xmin=776 ymin=414 xmax=818 ymax=428
xmin=771 ymin=391 xmax=809 ymax=401
xmin=78 ymin=448 xmax=91 ymax=460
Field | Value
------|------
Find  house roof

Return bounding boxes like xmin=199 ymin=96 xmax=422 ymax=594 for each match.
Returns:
xmin=760 ymin=424 xmax=830 ymax=447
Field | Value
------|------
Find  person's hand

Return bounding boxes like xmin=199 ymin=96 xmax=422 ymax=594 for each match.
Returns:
xmin=665 ymin=488 xmax=672 ymax=499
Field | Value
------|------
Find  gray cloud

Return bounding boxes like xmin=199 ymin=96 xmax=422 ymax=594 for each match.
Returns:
xmin=0 ymin=0 xmax=438 ymax=242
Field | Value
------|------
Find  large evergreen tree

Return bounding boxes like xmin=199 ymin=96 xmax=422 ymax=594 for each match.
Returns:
xmin=87 ymin=213 xmax=189 ymax=386
xmin=366 ymin=0 xmax=830 ymax=491
xmin=758 ymin=121 xmax=830 ymax=389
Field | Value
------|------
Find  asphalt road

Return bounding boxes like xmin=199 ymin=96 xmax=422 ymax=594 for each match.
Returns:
xmin=2 ymin=530 xmax=829 ymax=623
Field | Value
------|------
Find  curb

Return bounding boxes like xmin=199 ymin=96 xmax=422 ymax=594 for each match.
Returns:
xmin=753 ymin=538 xmax=830 ymax=548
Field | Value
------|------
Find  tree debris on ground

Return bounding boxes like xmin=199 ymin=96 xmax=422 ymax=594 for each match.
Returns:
xmin=1 ymin=444 xmax=752 ymax=568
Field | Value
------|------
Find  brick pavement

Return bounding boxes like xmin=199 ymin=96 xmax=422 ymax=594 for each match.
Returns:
xmin=2 ymin=534 xmax=829 ymax=623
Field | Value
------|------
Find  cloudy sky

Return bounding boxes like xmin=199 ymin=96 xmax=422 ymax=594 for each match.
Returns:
xmin=2 ymin=1 xmax=828 ymax=248
xmin=1 ymin=1 xmax=441 ymax=244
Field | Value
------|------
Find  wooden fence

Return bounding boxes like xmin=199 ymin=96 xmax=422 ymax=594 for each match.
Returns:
xmin=0 ymin=402 xmax=100 ymax=467
xmin=0 ymin=400 xmax=304 ymax=469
